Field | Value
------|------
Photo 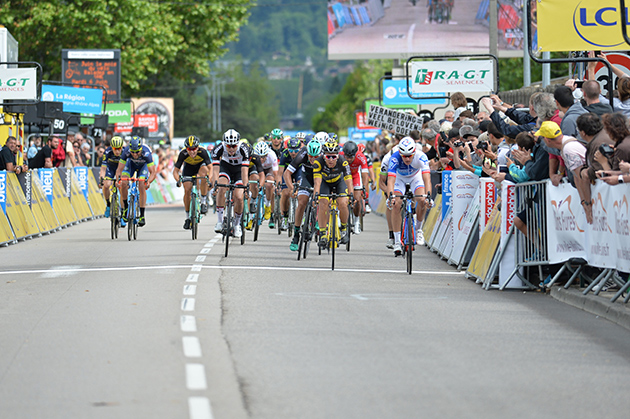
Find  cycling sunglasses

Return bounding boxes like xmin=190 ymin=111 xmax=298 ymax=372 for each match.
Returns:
xmin=324 ymin=154 xmax=338 ymax=160
xmin=288 ymin=148 xmax=300 ymax=153
xmin=225 ymin=143 xmax=238 ymax=148
xmin=187 ymin=147 xmax=198 ymax=151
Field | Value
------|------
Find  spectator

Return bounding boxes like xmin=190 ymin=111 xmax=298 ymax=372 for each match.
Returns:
xmin=588 ymin=51 xmax=630 ymax=118
xmin=27 ymin=136 xmax=42 ymax=159
xmin=554 ymin=85 xmax=588 ymax=138
xmin=504 ymin=131 xmax=536 ymax=183
xmin=485 ymin=122 xmax=511 ymax=165
xmin=50 ymin=136 xmax=66 ymax=167
xmin=458 ymin=109 xmax=474 ymax=122
xmin=582 ymin=80 xmax=613 ymax=116
xmin=481 ymin=93 xmax=537 ymax=138
xmin=451 ymin=92 xmax=468 ymax=120
xmin=595 ymin=112 xmax=630 ymax=173
xmin=532 ymin=92 xmax=562 ymax=125
xmin=80 ymin=143 xmax=91 ymax=166
xmin=576 ymin=113 xmax=614 ymax=183
xmin=0 ymin=136 xmax=28 ymax=174
xmin=94 ymin=145 xmax=106 ymax=167
xmin=444 ymin=110 xmax=455 ymax=122
xmin=29 ymin=136 xmax=61 ymax=169
xmin=476 ymin=111 xmax=490 ymax=123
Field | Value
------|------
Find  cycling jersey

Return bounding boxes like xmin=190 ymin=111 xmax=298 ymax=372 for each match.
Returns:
xmin=387 ymin=150 xmax=430 ymax=178
xmin=101 ymin=147 xmax=123 ymax=178
xmin=340 ymin=150 xmax=369 ymax=175
xmin=286 ymin=147 xmax=316 ymax=184
xmin=174 ymin=147 xmax=211 ymax=169
xmin=259 ymin=152 xmax=278 ymax=173
xmin=269 ymin=142 xmax=284 ymax=160
xmin=211 ymin=142 xmax=250 ymax=167
xmin=248 ymin=154 xmax=264 ymax=175
xmin=313 ymin=155 xmax=352 ymax=184
xmin=120 ymin=145 xmax=154 ymax=179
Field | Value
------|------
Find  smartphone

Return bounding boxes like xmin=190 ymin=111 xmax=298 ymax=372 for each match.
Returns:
xmin=575 ymin=80 xmax=585 ymax=88
xmin=499 ymin=165 xmax=508 ymax=174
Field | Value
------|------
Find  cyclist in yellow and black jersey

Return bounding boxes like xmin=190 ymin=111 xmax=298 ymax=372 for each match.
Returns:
xmin=173 ymin=135 xmax=212 ymax=229
xmin=313 ymin=140 xmax=354 ymax=247
xmin=246 ymin=146 xmax=265 ymax=226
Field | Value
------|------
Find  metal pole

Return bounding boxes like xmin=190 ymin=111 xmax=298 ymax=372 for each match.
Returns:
xmin=218 ymin=81 xmax=222 ymax=133
xmin=489 ymin=0 xmax=498 ymax=66
xmin=522 ymin=6 xmax=531 ymax=87
xmin=212 ymin=75 xmax=217 ymax=132
xmin=542 ymin=52 xmax=550 ymax=87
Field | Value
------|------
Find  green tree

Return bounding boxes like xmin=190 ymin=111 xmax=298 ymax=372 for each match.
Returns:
xmin=1 ymin=0 xmax=251 ymax=94
xmin=499 ymin=56 xmax=570 ymax=91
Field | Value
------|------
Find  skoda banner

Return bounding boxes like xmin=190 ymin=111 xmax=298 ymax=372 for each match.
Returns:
xmin=0 ymin=67 xmax=38 ymax=100
xmin=38 ymin=169 xmax=54 ymax=206
xmin=0 ymin=171 xmax=6 ymax=213
xmin=41 ymin=84 xmax=103 ymax=114
xmin=81 ymin=102 xmax=131 ymax=124
xmin=73 ymin=167 xmax=89 ymax=199
xmin=410 ymin=60 xmax=494 ymax=94
xmin=536 ymin=0 xmax=629 ymax=52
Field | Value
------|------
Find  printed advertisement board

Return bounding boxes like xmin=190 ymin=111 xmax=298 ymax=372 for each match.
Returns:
xmin=410 ymin=60 xmax=495 ymax=94
xmin=0 ymin=68 xmax=37 ymax=100
xmin=41 ymin=84 xmax=103 ymax=114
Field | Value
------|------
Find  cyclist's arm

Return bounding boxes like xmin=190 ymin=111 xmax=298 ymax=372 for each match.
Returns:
xmin=147 ymin=163 xmax=157 ymax=185
xmin=115 ymin=161 xmax=125 ymax=181
xmin=241 ymin=165 xmax=249 ymax=186
xmin=386 ymin=173 xmax=396 ymax=197
xmin=173 ymin=165 xmax=181 ymax=183
xmin=283 ymin=167 xmax=294 ymax=190
xmin=99 ymin=163 xmax=106 ymax=182
xmin=422 ymin=171 xmax=432 ymax=196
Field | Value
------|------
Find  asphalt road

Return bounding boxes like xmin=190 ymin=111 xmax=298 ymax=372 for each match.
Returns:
xmin=1 ymin=206 xmax=629 ymax=419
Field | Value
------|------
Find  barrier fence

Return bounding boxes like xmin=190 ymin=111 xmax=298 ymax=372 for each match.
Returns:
xmin=0 ymin=168 xmax=181 ymax=247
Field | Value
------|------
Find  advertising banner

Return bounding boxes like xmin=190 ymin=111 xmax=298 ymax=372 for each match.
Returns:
xmin=366 ymin=104 xmax=424 ymax=136
xmin=0 ymin=67 xmax=37 ymax=100
xmin=115 ymin=114 xmax=159 ymax=134
xmin=479 ymin=178 xmax=496 ymax=236
xmin=467 ymin=205 xmax=502 ymax=282
xmin=132 ymin=97 xmax=174 ymax=141
xmin=611 ymin=185 xmax=630 ymax=272
xmin=38 ymin=169 xmax=54 ymax=207
xmin=536 ymin=0 xmax=629 ymax=52
xmin=449 ymin=188 xmax=480 ymax=266
xmin=0 ymin=171 xmax=6 ymax=213
xmin=82 ymin=102 xmax=131 ymax=124
xmin=499 ymin=181 xmax=522 ymax=288
xmin=441 ymin=170 xmax=453 ymax=221
xmin=545 ymin=181 xmax=588 ymax=264
xmin=451 ymin=171 xmax=479 ymax=237
xmin=356 ymin=112 xmax=377 ymax=130
xmin=41 ymin=84 xmax=103 ymax=114
xmin=410 ymin=60 xmax=494 ymax=94
xmin=587 ymin=181 xmax=616 ymax=268
xmin=382 ymin=79 xmax=446 ymax=105
xmin=73 ymin=167 xmax=89 ymax=199
xmin=347 ymin=127 xmax=381 ymax=142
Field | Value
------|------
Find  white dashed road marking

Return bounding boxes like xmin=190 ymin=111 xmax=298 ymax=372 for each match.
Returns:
xmin=188 ymin=397 xmax=213 ymax=419
xmin=186 ymin=364 xmax=208 ymax=390
xmin=181 ymin=315 xmax=197 ymax=332
xmin=182 ymin=336 xmax=202 ymax=358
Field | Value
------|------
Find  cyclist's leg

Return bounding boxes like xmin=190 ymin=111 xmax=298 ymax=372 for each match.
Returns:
xmin=351 ymin=172 xmax=363 ymax=217
xmin=137 ymin=164 xmax=150 ymax=226
xmin=280 ymin=181 xmax=290 ymax=229
xmin=232 ymin=172 xmax=245 ymax=237
xmin=120 ymin=161 xmax=132 ymax=219
xmin=198 ymin=165 xmax=210 ymax=205
xmin=215 ymin=161 xmax=234 ymax=231
xmin=317 ymin=182 xmax=332 ymax=245
xmin=391 ymin=177 xmax=406 ymax=254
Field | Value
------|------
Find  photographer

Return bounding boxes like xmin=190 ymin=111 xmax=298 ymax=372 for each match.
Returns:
xmin=576 ymin=113 xmax=614 ymax=183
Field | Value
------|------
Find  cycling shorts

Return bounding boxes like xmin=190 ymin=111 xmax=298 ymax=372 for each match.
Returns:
xmin=182 ymin=163 xmax=206 ymax=177
xmin=298 ymin=176 xmax=313 ymax=197
xmin=122 ymin=161 xmax=149 ymax=180
xmin=319 ymin=178 xmax=347 ymax=196
xmin=351 ymin=171 xmax=363 ymax=189
xmin=104 ymin=165 xmax=117 ymax=180
xmin=219 ymin=160 xmax=244 ymax=185
xmin=393 ymin=175 xmax=425 ymax=195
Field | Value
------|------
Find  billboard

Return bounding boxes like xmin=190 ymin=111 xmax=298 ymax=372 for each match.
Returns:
xmin=41 ymin=84 xmax=103 ymax=114
xmin=130 ymin=98 xmax=174 ymax=141
xmin=382 ymin=79 xmax=446 ymax=105
xmin=410 ymin=60 xmax=495 ymax=93
xmin=62 ymin=49 xmax=121 ymax=102
xmin=535 ymin=0 xmax=630 ymax=52
xmin=328 ymin=0 xmax=524 ymax=60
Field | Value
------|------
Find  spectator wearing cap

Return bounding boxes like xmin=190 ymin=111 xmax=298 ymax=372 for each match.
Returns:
xmin=554 ymin=85 xmax=588 ymax=139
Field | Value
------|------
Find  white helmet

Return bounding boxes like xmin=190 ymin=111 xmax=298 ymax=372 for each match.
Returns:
xmin=253 ymin=141 xmax=270 ymax=156
xmin=295 ymin=131 xmax=307 ymax=140
xmin=314 ymin=131 xmax=329 ymax=144
xmin=223 ymin=129 xmax=240 ymax=145
xmin=398 ymin=137 xmax=416 ymax=156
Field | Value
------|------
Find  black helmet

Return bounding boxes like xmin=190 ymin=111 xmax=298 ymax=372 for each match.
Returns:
xmin=342 ymin=141 xmax=358 ymax=158
xmin=185 ymin=135 xmax=200 ymax=148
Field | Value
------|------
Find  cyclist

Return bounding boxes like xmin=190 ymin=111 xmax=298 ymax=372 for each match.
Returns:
xmin=115 ymin=136 xmax=157 ymax=227
xmin=173 ymin=135 xmax=212 ymax=230
xmin=254 ymin=141 xmax=280 ymax=228
xmin=285 ymin=139 xmax=321 ymax=251
xmin=386 ymin=137 xmax=432 ymax=256
xmin=278 ymin=137 xmax=303 ymax=231
xmin=212 ymin=129 xmax=250 ymax=238
xmin=313 ymin=140 xmax=354 ymax=247
xmin=328 ymin=132 xmax=339 ymax=145
xmin=245 ymin=141 xmax=264 ymax=230
xmin=269 ymin=128 xmax=285 ymax=159
xmin=99 ymin=135 xmax=124 ymax=221
xmin=340 ymin=141 xmax=369 ymax=234
xmin=313 ymin=131 xmax=329 ymax=145
xmin=358 ymin=142 xmax=376 ymax=213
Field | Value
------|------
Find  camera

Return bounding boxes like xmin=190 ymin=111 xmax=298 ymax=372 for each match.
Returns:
xmin=599 ymin=143 xmax=614 ymax=158
xmin=574 ymin=80 xmax=585 ymax=88
xmin=477 ymin=141 xmax=489 ymax=151
xmin=453 ymin=141 xmax=464 ymax=148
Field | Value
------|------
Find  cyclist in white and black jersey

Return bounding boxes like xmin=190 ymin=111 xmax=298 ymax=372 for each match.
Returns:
xmin=211 ymin=129 xmax=250 ymax=238
xmin=253 ymin=141 xmax=280 ymax=227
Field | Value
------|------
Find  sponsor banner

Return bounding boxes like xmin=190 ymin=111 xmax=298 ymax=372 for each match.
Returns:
xmin=479 ymin=178 xmax=496 ymax=237
xmin=546 ymin=181 xmax=588 ymax=264
xmin=382 ymin=79 xmax=446 ymax=105
xmin=587 ymin=181 xmax=616 ymax=268
xmin=450 ymin=187 xmax=480 ymax=266
xmin=347 ymin=127 xmax=381 ymax=142
xmin=81 ymin=102 xmax=132 ymax=124
xmin=441 ymin=170 xmax=453 ymax=221
xmin=41 ymin=84 xmax=103 ymax=114
xmin=410 ymin=60 xmax=494 ymax=94
xmin=115 ymin=114 xmax=159 ymax=134
xmin=611 ymin=185 xmax=630 ymax=272
xmin=499 ymin=181 xmax=522 ymax=288
xmin=0 ymin=67 xmax=37 ymax=100
xmin=467 ymin=205 xmax=502 ymax=281
xmin=451 ymin=171 xmax=479 ymax=238
xmin=356 ymin=112 xmax=377 ymax=130
xmin=0 ymin=171 xmax=6 ymax=213
xmin=73 ymin=167 xmax=89 ymax=199
xmin=366 ymin=104 xmax=424 ymax=136
xmin=537 ymin=0 xmax=628 ymax=52
xmin=38 ymin=169 xmax=54 ymax=207
xmin=363 ymin=99 xmax=414 ymax=115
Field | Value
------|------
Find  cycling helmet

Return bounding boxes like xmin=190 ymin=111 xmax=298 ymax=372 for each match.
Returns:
xmin=185 ymin=135 xmax=200 ymax=149
xmin=241 ymin=138 xmax=250 ymax=145
xmin=342 ymin=141 xmax=358 ymax=158
xmin=270 ymin=128 xmax=283 ymax=139
xmin=110 ymin=136 xmax=124 ymax=149
xmin=328 ymin=132 xmax=339 ymax=143
xmin=253 ymin=141 xmax=270 ymax=156
xmin=357 ymin=143 xmax=366 ymax=153
xmin=304 ymin=133 xmax=314 ymax=144
xmin=295 ymin=131 xmax=307 ymax=140
xmin=223 ymin=129 xmax=240 ymax=145
xmin=264 ymin=133 xmax=271 ymax=141
xmin=398 ymin=137 xmax=416 ymax=156
xmin=307 ymin=140 xmax=322 ymax=157
xmin=322 ymin=141 xmax=339 ymax=155
xmin=288 ymin=137 xmax=301 ymax=149
xmin=314 ymin=131 xmax=329 ymax=144
xmin=129 ymin=136 xmax=143 ymax=152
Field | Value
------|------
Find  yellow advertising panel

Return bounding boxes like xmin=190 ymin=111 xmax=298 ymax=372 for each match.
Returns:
xmin=466 ymin=205 xmax=502 ymax=281
xmin=423 ymin=194 xmax=443 ymax=241
xmin=536 ymin=0 xmax=629 ymax=52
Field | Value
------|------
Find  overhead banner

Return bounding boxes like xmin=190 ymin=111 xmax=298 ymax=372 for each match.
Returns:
xmin=382 ymin=79 xmax=446 ymax=105
xmin=536 ymin=0 xmax=629 ymax=52
xmin=41 ymin=84 xmax=103 ymax=114
xmin=366 ymin=104 xmax=424 ymax=136
xmin=546 ymin=181 xmax=588 ymax=264
xmin=0 ymin=67 xmax=38 ymax=100
xmin=115 ymin=114 xmax=159 ymax=134
xmin=81 ymin=102 xmax=132 ymax=124
xmin=410 ymin=60 xmax=494 ymax=94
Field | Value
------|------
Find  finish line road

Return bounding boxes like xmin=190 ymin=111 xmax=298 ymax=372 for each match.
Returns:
xmin=1 ymin=207 xmax=629 ymax=419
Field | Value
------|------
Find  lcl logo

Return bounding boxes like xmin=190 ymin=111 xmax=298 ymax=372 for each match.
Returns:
xmin=572 ymin=4 xmax=628 ymax=48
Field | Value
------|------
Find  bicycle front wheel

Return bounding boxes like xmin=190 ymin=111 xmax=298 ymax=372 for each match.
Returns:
xmin=133 ymin=200 xmax=139 ymax=240
xmin=406 ymin=211 xmax=414 ymax=275
xmin=127 ymin=196 xmax=134 ymax=241
xmin=331 ymin=211 xmax=337 ymax=271
xmin=190 ymin=193 xmax=198 ymax=240
xmin=224 ymin=201 xmax=232 ymax=257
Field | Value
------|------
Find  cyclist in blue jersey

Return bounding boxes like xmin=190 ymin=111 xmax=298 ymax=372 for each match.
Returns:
xmin=99 ymin=136 xmax=124 ymax=219
xmin=115 ymin=136 xmax=157 ymax=227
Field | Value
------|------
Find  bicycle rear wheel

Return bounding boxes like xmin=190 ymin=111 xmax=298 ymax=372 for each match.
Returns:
xmin=110 ymin=191 xmax=118 ymax=240
xmin=253 ymin=196 xmax=262 ymax=242
xmin=297 ymin=203 xmax=310 ymax=261
xmin=275 ymin=194 xmax=282 ymax=235
xmin=127 ymin=196 xmax=134 ymax=241
xmin=133 ymin=198 xmax=139 ymax=240
xmin=240 ymin=217 xmax=245 ymax=245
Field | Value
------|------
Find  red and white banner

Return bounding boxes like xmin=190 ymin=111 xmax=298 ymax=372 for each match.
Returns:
xmin=356 ymin=112 xmax=377 ymax=130
xmin=114 ymin=114 xmax=159 ymax=133
xmin=479 ymin=178 xmax=496 ymax=237
xmin=499 ymin=181 xmax=522 ymax=288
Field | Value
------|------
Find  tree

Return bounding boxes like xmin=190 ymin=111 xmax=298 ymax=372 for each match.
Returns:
xmin=0 ymin=0 xmax=251 ymax=95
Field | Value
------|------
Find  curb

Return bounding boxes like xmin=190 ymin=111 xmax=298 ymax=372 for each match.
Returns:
xmin=550 ymin=286 xmax=630 ymax=332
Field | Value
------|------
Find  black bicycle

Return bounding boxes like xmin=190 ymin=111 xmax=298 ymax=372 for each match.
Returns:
xmin=297 ymin=187 xmax=317 ymax=261
xmin=216 ymin=182 xmax=248 ymax=257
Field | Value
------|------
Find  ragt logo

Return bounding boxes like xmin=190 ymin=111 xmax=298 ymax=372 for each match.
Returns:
xmin=414 ymin=69 xmax=434 ymax=85
xmin=573 ymin=3 xmax=628 ymax=48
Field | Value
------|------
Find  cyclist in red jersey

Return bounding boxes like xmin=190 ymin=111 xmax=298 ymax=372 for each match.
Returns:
xmin=340 ymin=141 xmax=369 ymax=234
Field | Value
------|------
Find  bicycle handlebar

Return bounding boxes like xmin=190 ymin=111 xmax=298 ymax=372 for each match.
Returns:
xmin=215 ymin=183 xmax=248 ymax=189
xmin=181 ymin=175 xmax=209 ymax=183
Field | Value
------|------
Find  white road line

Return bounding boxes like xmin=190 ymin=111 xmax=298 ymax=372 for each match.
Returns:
xmin=181 ymin=315 xmax=197 ymax=332
xmin=186 ymin=274 xmax=199 ymax=283
xmin=182 ymin=336 xmax=202 ymax=358
xmin=181 ymin=298 xmax=196 ymax=311
xmin=189 ymin=397 xmax=213 ymax=419
xmin=191 ymin=265 xmax=202 ymax=272
xmin=195 ymin=256 xmax=206 ymax=262
xmin=186 ymin=364 xmax=208 ymax=390
xmin=184 ymin=285 xmax=197 ymax=296
xmin=41 ymin=265 xmax=81 ymax=278
xmin=204 ymin=242 xmax=214 ymax=248
xmin=199 ymin=248 xmax=211 ymax=254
